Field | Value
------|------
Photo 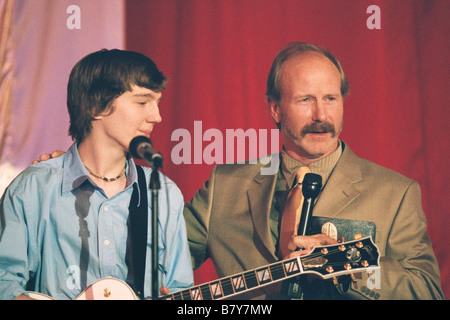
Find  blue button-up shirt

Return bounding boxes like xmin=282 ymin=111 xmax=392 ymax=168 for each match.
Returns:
xmin=0 ymin=143 xmax=193 ymax=300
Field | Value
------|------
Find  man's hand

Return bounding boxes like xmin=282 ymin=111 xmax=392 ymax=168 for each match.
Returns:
xmin=32 ymin=150 xmax=65 ymax=164
xmin=159 ymin=286 xmax=170 ymax=296
xmin=285 ymin=233 xmax=338 ymax=258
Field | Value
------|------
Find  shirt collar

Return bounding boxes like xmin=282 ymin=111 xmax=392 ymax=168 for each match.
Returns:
xmin=281 ymin=140 xmax=343 ymax=188
xmin=61 ymin=143 xmax=139 ymax=195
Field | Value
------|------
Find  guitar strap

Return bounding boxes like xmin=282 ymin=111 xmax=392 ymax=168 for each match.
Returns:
xmin=127 ymin=165 xmax=148 ymax=299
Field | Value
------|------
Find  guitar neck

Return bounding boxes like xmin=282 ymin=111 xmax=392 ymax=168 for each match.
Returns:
xmin=160 ymin=236 xmax=379 ymax=300
xmin=161 ymin=257 xmax=303 ymax=300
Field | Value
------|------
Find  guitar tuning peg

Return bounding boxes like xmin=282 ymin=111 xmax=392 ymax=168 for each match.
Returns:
xmin=332 ymin=276 xmax=339 ymax=287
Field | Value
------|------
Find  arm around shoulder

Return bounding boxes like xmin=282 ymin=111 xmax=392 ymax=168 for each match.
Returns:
xmin=183 ymin=166 xmax=219 ymax=270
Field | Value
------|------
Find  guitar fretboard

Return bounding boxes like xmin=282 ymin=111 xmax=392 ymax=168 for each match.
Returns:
xmin=161 ymin=257 xmax=302 ymax=300
xmin=160 ymin=237 xmax=379 ymax=301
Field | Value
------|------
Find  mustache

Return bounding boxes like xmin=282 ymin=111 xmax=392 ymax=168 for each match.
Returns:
xmin=301 ymin=122 xmax=336 ymax=137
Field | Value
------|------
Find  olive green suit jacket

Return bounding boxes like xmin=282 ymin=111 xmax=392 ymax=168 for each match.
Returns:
xmin=184 ymin=142 xmax=443 ymax=299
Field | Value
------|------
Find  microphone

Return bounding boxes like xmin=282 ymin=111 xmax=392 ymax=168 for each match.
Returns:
xmin=129 ymin=136 xmax=163 ymax=168
xmin=297 ymin=173 xmax=322 ymax=236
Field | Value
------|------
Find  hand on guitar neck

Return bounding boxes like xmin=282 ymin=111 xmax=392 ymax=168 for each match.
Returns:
xmin=284 ymin=233 xmax=338 ymax=259
xmin=159 ymin=286 xmax=170 ymax=296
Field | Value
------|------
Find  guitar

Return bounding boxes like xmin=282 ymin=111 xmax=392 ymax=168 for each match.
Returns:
xmin=27 ymin=277 xmax=138 ymax=300
xmin=28 ymin=236 xmax=379 ymax=300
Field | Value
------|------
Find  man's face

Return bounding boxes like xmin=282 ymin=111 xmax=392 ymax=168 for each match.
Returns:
xmin=93 ymin=85 xmax=162 ymax=151
xmin=270 ymin=53 xmax=344 ymax=164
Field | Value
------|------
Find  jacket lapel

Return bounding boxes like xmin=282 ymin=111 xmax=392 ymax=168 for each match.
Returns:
xmin=247 ymin=165 xmax=278 ymax=261
xmin=314 ymin=145 xmax=363 ymax=218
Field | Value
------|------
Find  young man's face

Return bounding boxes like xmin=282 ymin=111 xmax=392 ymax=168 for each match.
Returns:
xmin=93 ymin=85 xmax=162 ymax=152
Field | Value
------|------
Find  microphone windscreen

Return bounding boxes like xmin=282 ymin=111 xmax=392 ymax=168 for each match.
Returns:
xmin=129 ymin=136 xmax=152 ymax=159
xmin=302 ymin=173 xmax=322 ymax=198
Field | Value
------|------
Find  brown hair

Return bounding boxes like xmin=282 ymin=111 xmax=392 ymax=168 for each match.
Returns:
xmin=67 ymin=49 xmax=167 ymax=142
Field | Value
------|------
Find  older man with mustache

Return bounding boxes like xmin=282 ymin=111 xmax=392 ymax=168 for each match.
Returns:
xmin=183 ymin=42 xmax=443 ymax=300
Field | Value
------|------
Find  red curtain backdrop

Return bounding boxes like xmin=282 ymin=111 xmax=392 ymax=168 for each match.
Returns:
xmin=125 ymin=0 xmax=449 ymax=298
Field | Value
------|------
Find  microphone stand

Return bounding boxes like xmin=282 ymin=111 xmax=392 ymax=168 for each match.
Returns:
xmin=129 ymin=136 xmax=164 ymax=299
xmin=150 ymin=157 xmax=162 ymax=300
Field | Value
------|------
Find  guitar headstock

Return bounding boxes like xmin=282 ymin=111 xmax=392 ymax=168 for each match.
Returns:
xmin=300 ymin=236 xmax=380 ymax=278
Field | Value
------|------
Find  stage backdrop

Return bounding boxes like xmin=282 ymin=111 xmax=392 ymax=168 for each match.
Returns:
xmin=0 ymin=0 xmax=125 ymax=194
xmin=125 ymin=0 xmax=449 ymax=297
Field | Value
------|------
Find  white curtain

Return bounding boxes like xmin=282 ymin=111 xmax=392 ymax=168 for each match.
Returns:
xmin=0 ymin=0 xmax=125 ymax=196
